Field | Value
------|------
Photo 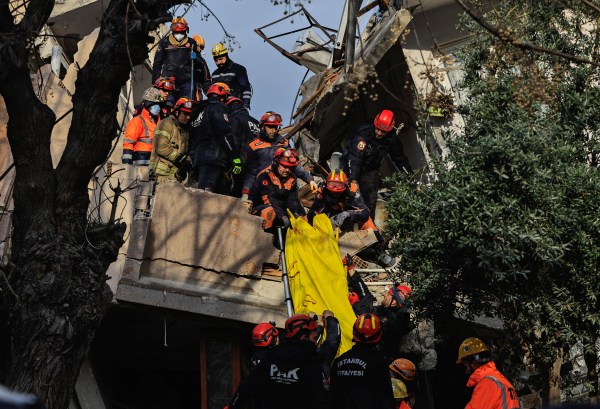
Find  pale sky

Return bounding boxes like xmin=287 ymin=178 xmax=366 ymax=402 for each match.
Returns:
xmin=178 ymin=0 xmax=350 ymax=125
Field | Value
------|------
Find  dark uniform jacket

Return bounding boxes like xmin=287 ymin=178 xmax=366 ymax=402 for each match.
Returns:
xmin=211 ymin=58 xmax=253 ymax=108
xmin=249 ymin=167 xmax=306 ymax=220
xmin=190 ymin=96 xmax=236 ymax=167
xmin=341 ymin=122 xmax=411 ymax=181
xmin=152 ymin=36 xmax=211 ymax=93
xmin=242 ymin=132 xmax=312 ymax=194
xmin=308 ymin=185 xmax=370 ymax=225
xmin=229 ymin=340 xmax=331 ymax=409
xmin=331 ymin=343 xmax=395 ymax=409
xmin=228 ymin=103 xmax=260 ymax=152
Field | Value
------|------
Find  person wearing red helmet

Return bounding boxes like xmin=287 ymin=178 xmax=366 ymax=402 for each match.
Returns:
xmin=189 ymin=83 xmax=242 ymax=193
xmin=241 ymin=111 xmax=316 ymax=202
xmin=149 ymin=97 xmax=193 ymax=182
xmin=341 ymin=109 xmax=411 ymax=218
xmin=152 ymin=17 xmax=211 ymax=102
xmin=331 ymin=313 xmax=395 ymax=409
xmin=250 ymin=322 xmax=279 ymax=368
xmin=228 ymin=313 xmax=331 ymax=409
xmin=249 ymin=148 xmax=306 ymax=235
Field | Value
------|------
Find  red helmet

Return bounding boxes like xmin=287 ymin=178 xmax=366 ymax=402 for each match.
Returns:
xmin=389 ymin=358 xmax=416 ymax=381
xmin=374 ymin=109 xmax=395 ymax=132
xmin=252 ymin=322 xmax=279 ymax=347
xmin=153 ymin=76 xmax=176 ymax=92
xmin=389 ymin=283 xmax=411 ymax=307
xmin=207 ymin=82 xmax=231 ymax=97
xmin=174 ymin=97 xmax=193 ymax=113
xmin=285 ymin=314 xmax=319 ymax=339
xmin=273 ymin=148 xmax=299 ymax=168
xmin=226 ymin=96 xmax=243 ymax=106
xmin=353 ymin=313 xmax=382 ymax=344
xmin=348 ymin=292 xmax=359 ymax=305
xmin=260 ymin=111 xmax=283 ymax=127
xmin=171 ymin=17 xmax=188 ymax=33
xmin=326 ymin=170 xmax=348 ymax=193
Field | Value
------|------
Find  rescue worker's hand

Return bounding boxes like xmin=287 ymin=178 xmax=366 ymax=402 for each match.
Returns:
xmin=350 ymin=180 xmax=359 ymax=192
xmin=342 ymin=253 xmax=354 ymax=267
xmin=330 ymin=211 xmax=350 ymax=228
xmin=281 ymin=216 xmax=291 ymax=228
xmin=232 ymin=158 xmax=243 ymax=175
xmin=322 ymin=310 xmax=334 ymax=319
xmin=174 ymin=154 xmax=193 ymax=171
xmin=175 ymin=168 xmax=187 ymax=183
xmin=240 ymin=193 xmax=252 ymax=212
xmin=309 ymin=180 xmax=318 ymax=193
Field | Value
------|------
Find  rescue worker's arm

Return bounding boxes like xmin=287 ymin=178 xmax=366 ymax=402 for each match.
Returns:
xmin=196 ymin=57 xmax=212 ymax=95
xmin=318 ymin=313 xmax=341 ymax=368
xmin=347 ymin=192 xmax=370 ymax=223
xmin=122 ymin=117 xmax=143 ymax=164
xmin=153 ymin=123 xmax=179 ymax=163
xmin=286 ymin=181 xmax=306 ymax=217
xmin=465 ymin=379 xmax=503 ymax=409
xmin=151 ymin=40 xmax=165 ymax=83
xmin=211 ymin=107 xmax=237 ymax=159
xmin=345 ymin=135 xmax=367 ymax=182
xmin=348 ymin=273 xmax=377 ymax=315
xmin=241 ymin=146 xmax=258 ymax=195
xmin=293 ymin=163 xmax=314 ymax=186
xmin=389 ymin=136 xmax=412 ymax=173
xmin=235 ymin=65 xmax=253 ymax=109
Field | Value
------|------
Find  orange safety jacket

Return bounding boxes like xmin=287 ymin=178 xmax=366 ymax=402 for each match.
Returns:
xmin=122 ymin=108 xmax=159 ymax=166
xmin=466 ymin=362 xmax=520 ymax=409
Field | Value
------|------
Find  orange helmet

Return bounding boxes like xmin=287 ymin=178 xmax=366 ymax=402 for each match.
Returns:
xmin=390 ymin=358 xmax=416 ymax=381
xmin=273 ymin=148 xmax=299 ymax=168
xmin=207 ymin=82 xmax=231 ymax=97
xmin=252 ymin=322 xmax=279 ymax=348
xmin=353 ymin=313 xmax=382 ymax=344
xmin=174 ymin=97 xmax=193 ymax=113
xmin=153 ymin=76 xmax=176 ymax=92
xmin=171 ymin=17 xmax=188 ymax=33
xmin=326 ymin=170 xmax=348 ymax=193
xmin=374 ymin=109 xmax=395 ymax=132
xmin=389 ymin=283 xmax=411 ymax=307
xmin=193 ymin=34 xmax=205 ymax=50
xmin=260 ymin=111 xmax=283 ymax=127
xmin=285 ymin=314 xmax=318 ymax=339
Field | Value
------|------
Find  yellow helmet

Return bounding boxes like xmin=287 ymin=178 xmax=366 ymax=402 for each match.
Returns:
xmin=456 ymin=337 xmax=490 ymax=364
xmin=212 ymin=42 xmax=229 ymax=58
xmin=391 ymin=378 xmax=409 ymax=399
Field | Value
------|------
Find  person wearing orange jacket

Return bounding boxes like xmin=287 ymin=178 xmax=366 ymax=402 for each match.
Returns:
xmin=122 ymin=87 xmax=163 ymax=167
xmin=457 ymin=337 xmax=520 ymax=409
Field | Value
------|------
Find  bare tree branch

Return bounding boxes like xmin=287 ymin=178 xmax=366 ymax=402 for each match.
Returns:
xmin=19 ymin=0 xmax=54 ymax=34
xmin=581 ymin=0 xmax=600 ymax=14
xmin=455 ymin=0 xmax=600 ymax=68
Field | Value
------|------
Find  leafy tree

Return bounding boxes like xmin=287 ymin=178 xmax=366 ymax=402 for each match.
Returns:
xmin=386 ymin=0 xmax=600 ymax=405
xmin=0 ymin=1 xmax=183 ymax=408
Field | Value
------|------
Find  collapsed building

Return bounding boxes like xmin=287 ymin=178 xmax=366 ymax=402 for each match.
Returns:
xmin=2 ymin=0 xmax=578 ymax=408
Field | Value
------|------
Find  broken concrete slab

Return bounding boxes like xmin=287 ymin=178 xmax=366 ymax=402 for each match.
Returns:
xmin=338 ymin=228 xmax=378 ymax=257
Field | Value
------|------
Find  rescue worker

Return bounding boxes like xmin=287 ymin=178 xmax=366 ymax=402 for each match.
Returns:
xmin=211 ymin=42 xmax=253 ymax=109
xmin=249 ymin=148 xmax=306 ymax=234
xmin=389 ymin=358 xmax=417 ymax=409
xmin=341 ymin=109 xmax=411 ymax=217
xmin=153 ymin=76 xmax=176 ymax=117
xmin=191 ymin=34 xmax=212 ymax=97
xmin=457 ymin=338 xmax=520 ymax=409
xmin=190 ymin=82 xmax=240 ymax=193
xmin=251 ymin=322 xmax=279 ymax=368
xmin=152 ymin=17 xmax=208 ymax=102
xmin=308 ymin=169 xmax=396 ymax=267
xmin=149 ymin=97 xmax=193 ymax=183
xmin=228 ymin=314 xmax=331 ymax=409
xmin=241 ymin=111 xmax=316 ymax=202
xmin=331 ymin=313 xmax=395 ymax=409
xmin=346 ymin=255 xmax=413 ymax=363
xmin=226 ymin=96 xmax=260 ymax=196
xmin=122 ymin=87 xmax=163 ymax=167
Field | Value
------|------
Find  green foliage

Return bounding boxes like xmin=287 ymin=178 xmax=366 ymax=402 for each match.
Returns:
xmin=386 ymin=0 xmax=600 ymax=391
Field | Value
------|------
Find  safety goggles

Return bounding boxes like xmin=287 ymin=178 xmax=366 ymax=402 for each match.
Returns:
xmin=263 ymin=113 xmax=283 ymax=124
xmin=326 ymin=180 xmax=346 ymax=192
xmin=159 ymin=81 xmax=175 ymax=91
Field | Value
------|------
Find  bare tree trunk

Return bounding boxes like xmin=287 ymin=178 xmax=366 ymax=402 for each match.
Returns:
xmin=541 ymin=350 xmax=563 ymax=407
xmin=584 ymin=348 xmax=599 ymax=404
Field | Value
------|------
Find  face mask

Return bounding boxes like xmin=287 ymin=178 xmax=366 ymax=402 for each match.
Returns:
xmin=173 ymin=33 xmax=185 ymax=42
xmin=148 ymin=104 xmax=161 ymax=116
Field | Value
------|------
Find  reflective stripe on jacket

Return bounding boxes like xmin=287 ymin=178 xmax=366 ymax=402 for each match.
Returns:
xmin=122 ymin=109 xmax=158 ymax=165
xmin=466 ymin=362 xmax=520 ymax=409
xmin=149 ymin=115 xmax=189 ymax=178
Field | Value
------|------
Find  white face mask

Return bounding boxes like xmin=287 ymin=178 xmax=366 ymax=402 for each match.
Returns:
xmin=173 ymin=33 xmax=185 ymax=42
xmin=148 ymin=104 xmax=161 ymax=116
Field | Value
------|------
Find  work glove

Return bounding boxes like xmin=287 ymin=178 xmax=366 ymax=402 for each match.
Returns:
xmin=330 ymin=211 xmax=350 ymax=228
xmin=281 ymin=216 xmax=291 ymax=228
xmin=342 ymin=253 xmax=354 ymax=267
xmin=232 ymin=158 xmax=243 ymax=175
xmin=173 ymin=154 xmax=193 ymax=172
xmin=240 ymin=193 xmax=249 ymax=202
xmin=309 ymin=180 xmax=318 ymax=193
xmin=175 ymin=168 xmax=187 ymax=183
